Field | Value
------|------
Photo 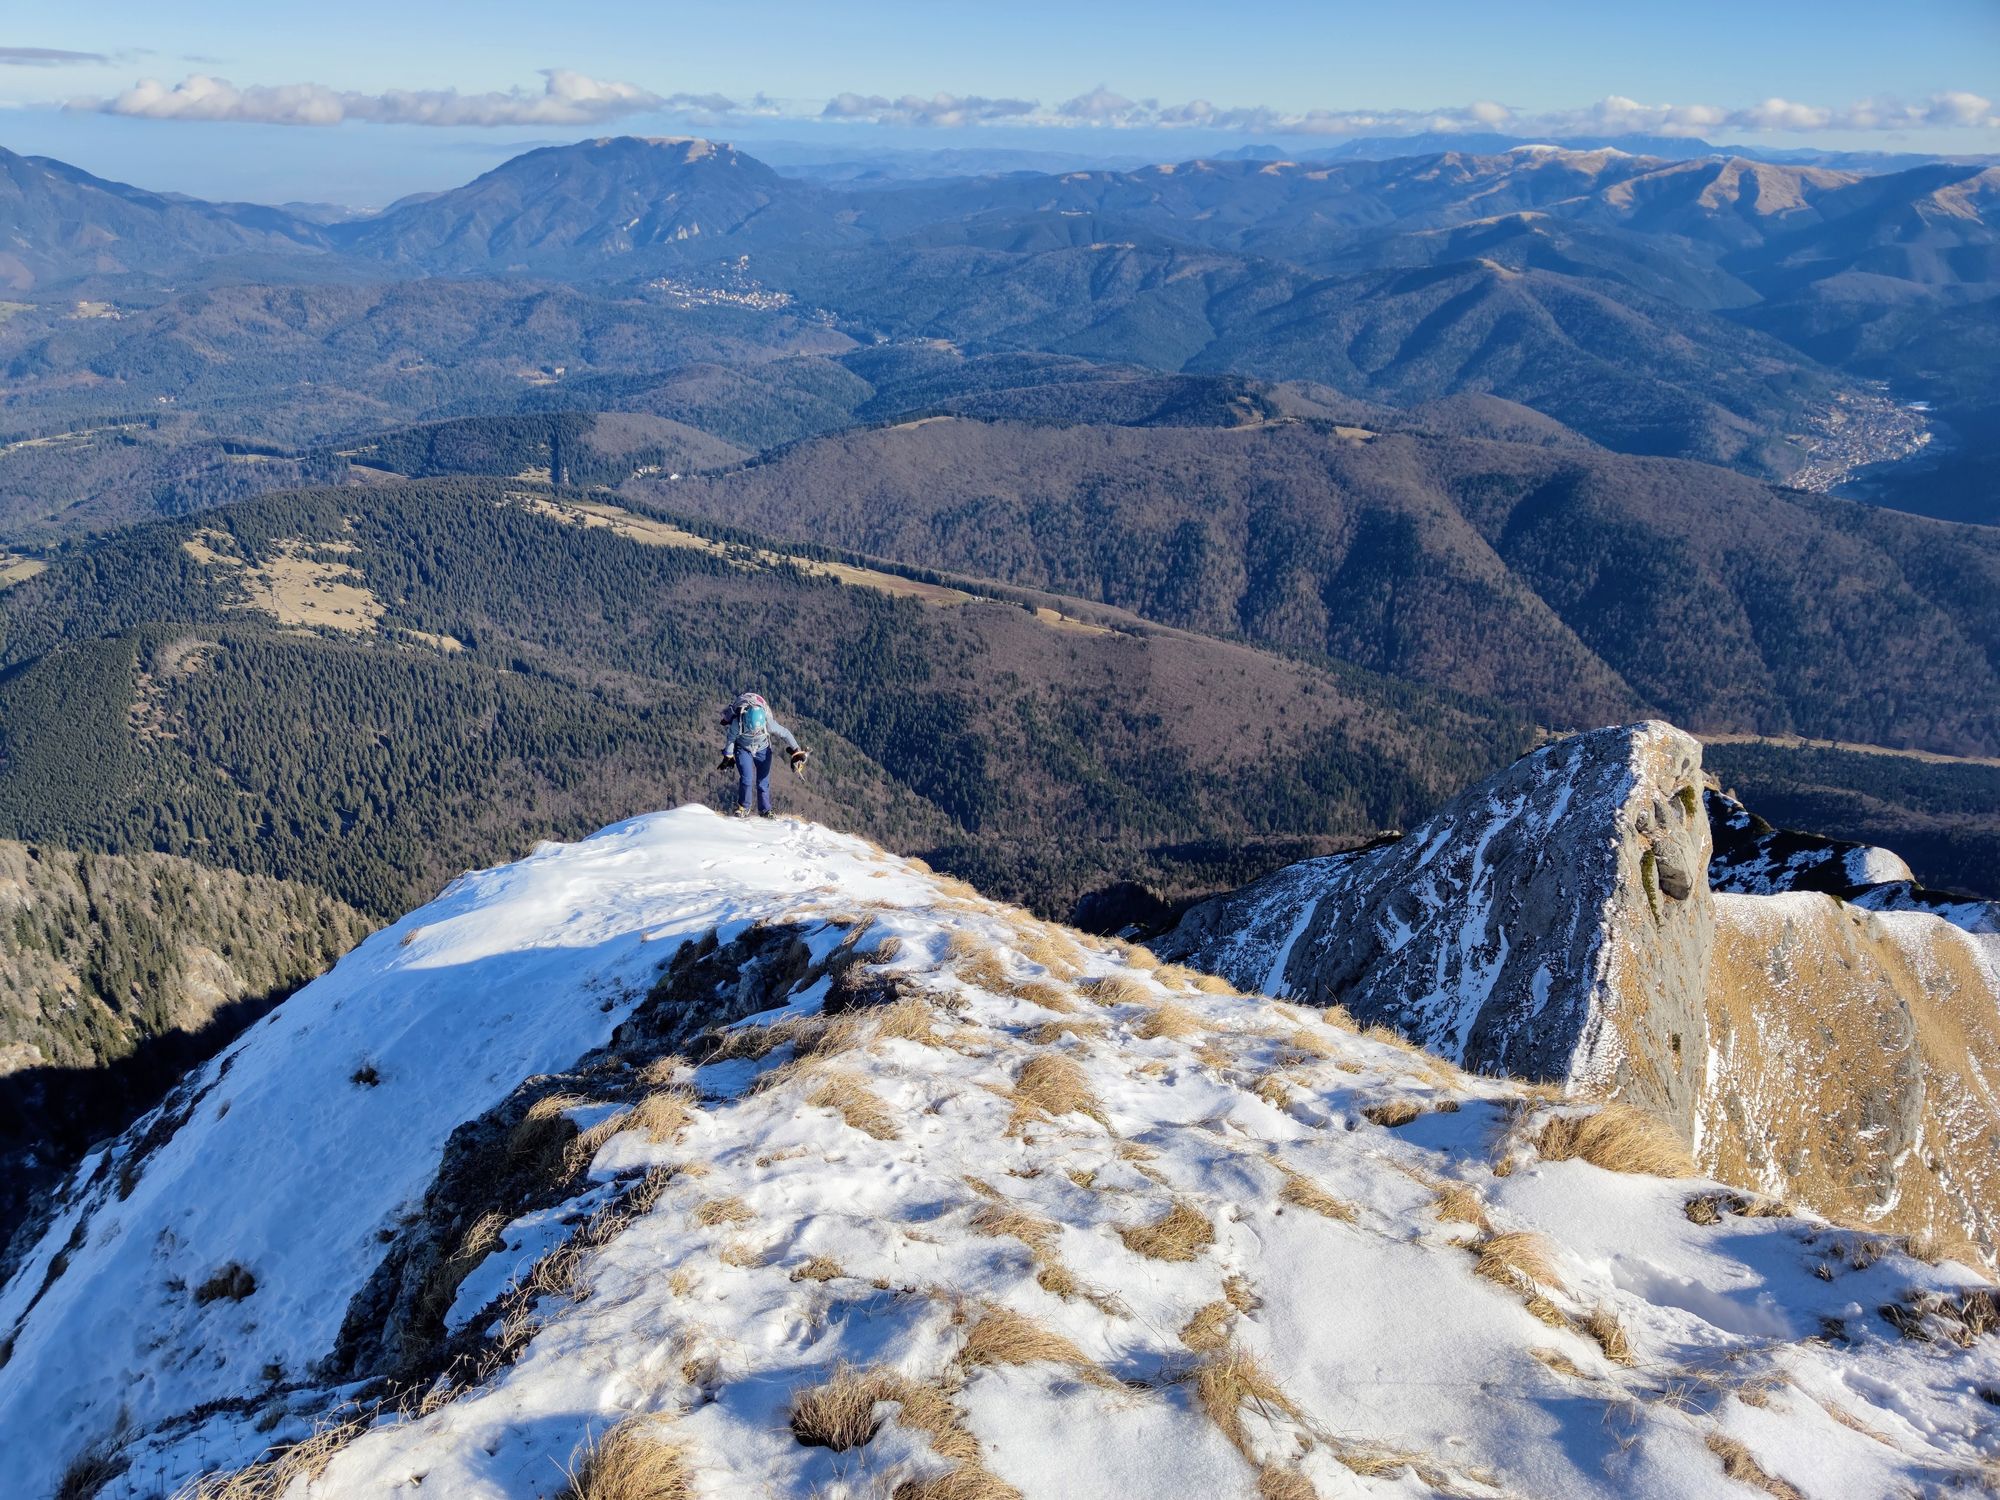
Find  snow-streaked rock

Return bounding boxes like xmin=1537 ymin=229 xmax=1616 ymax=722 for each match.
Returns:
xmin=1164 ymin=724 xmax=2000 ymax=1264
xmin=1160 ymin=722 xmax=1714 ymax=1131
xmin=4 ymin=805 xmax=1996 ymax=1499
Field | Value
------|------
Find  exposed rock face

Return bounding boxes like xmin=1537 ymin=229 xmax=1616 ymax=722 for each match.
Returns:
xmin=1162 ymin=722 xmax=2000 ymax=1257
xmin=1160 ymin=722 xmax=1714 ymax=1131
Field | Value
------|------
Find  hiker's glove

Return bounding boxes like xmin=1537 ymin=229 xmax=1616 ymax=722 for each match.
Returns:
xmin=790 ymin=748 xmax=810 ymax=777
xmin=716 ymin=754 xmax=733 ymax=772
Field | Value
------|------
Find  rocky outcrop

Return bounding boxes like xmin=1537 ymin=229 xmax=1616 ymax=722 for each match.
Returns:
xmin=1160 ymin=722 xmax=1714 ymax=1132
xmin=1162 ymin=722 xmax=2000 ymax=1258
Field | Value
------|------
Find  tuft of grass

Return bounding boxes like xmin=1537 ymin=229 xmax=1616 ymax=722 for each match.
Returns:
xmin=806 ymin=1072 xmax=901 ymax=1140
xmin=1277 ymin=1165 xmax=1358 ymax=1222
xmin=693 ymin=1196 xmax=753 ymax=1228
xmin=562 ymin=1417 xmax=692 ymax=1500
xmin=1536 ymin=1105 xmax=1694 ymax=1178
xmin=790 ymin=1255 xmax=844 ymax=1283
xmin=1179 ymin=1301 xmax=1233 ymax=1352
xmin=718 ymin=1241 xmax=769 ymax=1268
xmin=1252 ymin=1076 xmax=1293 ymax=1110
xmin=1119 ymin=1200 xmax=1215 ymax=1263
xmin=1010 ymin=1054 xmax=1109 ymax=1129
xmin=193 ymin=1262 xmax=257 ymax=1305
xmin=1434 ymin=1184 xmax=1491 ymax=1232
xmin=869 ymin=934 xmax=905 ymax=966
xmin=1532 ymin=1347 xmax=1588 ymax=1380
xmin=627 ymin=1088 xmax=696 ymax=1144
xmin=1223 ymin=1275 xmax=1260 ymax=1313
xmin=1192 ymin=1347 xmax=1305 ymax=1460
xmin=1013 ymin=924 xmax=1085 ymax=979
xmin=1705 ymin=1434 xmax=1804 ymax=1500
xmin=1032 ymin=1018 xmax=1107 ymax=1046
xmin=790 ymin=1364 xmax=895 ymax=1452
xmin=55 ymin=1448 xmax=128 ymax=1500
xmin=874 ymin=995 xmax=941 ymax=1046
xmin=1083 ymin=972 xmax=1154 ymax=1008
xmin=1584 ymin=1305 xmax=1635 ymax=1365
xmin=1473 ymin=1231 xmax=1566 ymax=1299
xmin=175 ymin=1416 xmax=366 ymax=1499
xmin=1133 ymin=1002 xmax=1203 ymax=1042
xmin=960 ymin=1305 xmax=1111 ymax=1384
xmin=970 ymin=1202 xmax=1058 ymax=1257
xmin=1019 ymin=979 xmax=1079 ymax=1013
xmin=1362 ymin=1098 xmax=1423 ymax=1128
xmin=1255 ymin=1468 xmax=1315 ymax=1500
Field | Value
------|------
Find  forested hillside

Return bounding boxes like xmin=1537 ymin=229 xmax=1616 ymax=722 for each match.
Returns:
xmin=0 ymin=478 xmax=1522 ymax=922
xmin=644 ymin=417 xmax=2000 ymax=755
xmin=0 ymin=840 xmax=368 ymax=1243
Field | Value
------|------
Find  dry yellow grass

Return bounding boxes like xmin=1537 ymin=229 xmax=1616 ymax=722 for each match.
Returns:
xmin=1224 ymin=1275 xmax=1260 ymax=1313
xmin=1179 ymin=1301 xmax=1233 ymax=1352
xmin=1119 ymin=1200 xmax=1215 ymax=1262
xmin=718 ymin=1241 xmax=769 ymax=1268
xmin=1083 ymin=973 xmax=1154 ymax=1008
xmin=1362 ymin=1098 xmax=1424 ymax=1128
xmin=869 ymin=934 xmax=906 ymax=965
xmin=1031 ymin=1018 xmax=1107 ymax=1045
xmin=1017 ymin=979 xmax=1079 ymax=1013
xmin=1536 ymin=1105 xmax=1694 ymax=1178
xmin=1705 ymin=1434 xmax=1804 ymax=1500
xmin=1133 ymin=1002 xmax=1203 ymax=1041
xmin=789 ymin=1364 xmax=895 ymax=1451
xmin=1010 ymin=1054 xmax=1109 ymax=1129
xmin=1192 ymin=1348 xmax=1305 ymax=1460
xmin=626 ymin=1088 xmax=695 ymax=1144
xmin=692 ymin=1196 xmax=753 ymax=1228
xmin=1190 ymin=971 xmax=1238 ymax=996
xmin=1194 ymin=1038 xmax=1233 ymax=1070
xmin=175 ymin=1416 xmax=368 ymax=1499
xmin=1583 ymin=1305 xmax=1634 ymax=1365
xmin=806 ymin=1072 xmax=900 ymax=1140
xmin=1012 ymin=923 xmax=1086 ymax=979
xmin=1531 ymin=1347 xmax=1588 ymax=1380
xmin=788 ymin=1364 xmax=1018 ymax=1500
xmin=1111 ymin=938 xmax=1163 ymax=971
xmin=1277 ymin=1166 xmax=1358 ymax=1222
xmin=1273 ymin=1027 xmax=1335 ymax=1063
xmin=970 ymin=1202 xmax=1058 ymax=1257
xmin=1252 ymin=1076 xmax=1294 ymax=1111
xmin=1434 ymin=1184 xmax=1491 ymax=1232
xmin=790 ymin=1256 xmax=844 ymax=1283
xmin=1254 ymin=1468 xmax=1315 ymax=1500
xmin=1473 ymin=1231 xmax=1566 ymax=1297
xmin=874 ymin=995 xmax=941 ymax=1046
xmin=960 ymin=1306 xmax=1112 ymax=1384
xmin=561 ymin=1418 xmax=692 ymax=1500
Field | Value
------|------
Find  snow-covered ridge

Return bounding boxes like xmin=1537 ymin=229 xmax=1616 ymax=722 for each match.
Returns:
xmin=4 ymin=806 xmax=1996 ymax=1499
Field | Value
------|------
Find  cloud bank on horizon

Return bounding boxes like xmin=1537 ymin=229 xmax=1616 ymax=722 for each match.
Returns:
xmin=59 ymin=69 xmax=2000 ymax=138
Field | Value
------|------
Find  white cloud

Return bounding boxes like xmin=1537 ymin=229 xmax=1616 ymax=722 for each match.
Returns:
xmin=811 ymin=86 xmax=2000 ymax=140
xmin=1 ymin=46 xmax=108 ymax=66
xmin=820 ymin=90 xmax=1035 ymax=127
xmin=71 ymin=69 xmax=713 ymax=127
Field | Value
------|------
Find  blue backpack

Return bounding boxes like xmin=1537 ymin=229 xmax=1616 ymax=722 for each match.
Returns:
xmin=735 ymin=701 xmax=771 ymax=751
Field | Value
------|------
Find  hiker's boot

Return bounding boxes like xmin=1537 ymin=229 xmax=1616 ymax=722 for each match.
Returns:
xmin=758 ymin=809 xmax=775 ymax=819
xmin=731 ymin=806 xmax=752 ymax=819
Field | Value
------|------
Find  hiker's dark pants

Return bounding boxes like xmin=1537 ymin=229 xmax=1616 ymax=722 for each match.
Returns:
xmin=736 ymin=746 xmax=773 ymax=813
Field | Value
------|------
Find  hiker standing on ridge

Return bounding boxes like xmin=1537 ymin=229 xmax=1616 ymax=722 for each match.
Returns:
xmin=717 ymin=691 xmax=810 ymax=819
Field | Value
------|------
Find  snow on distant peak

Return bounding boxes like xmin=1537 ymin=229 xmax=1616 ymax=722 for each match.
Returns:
xmin=4 ymin=807 xmax=1997 ymax=1499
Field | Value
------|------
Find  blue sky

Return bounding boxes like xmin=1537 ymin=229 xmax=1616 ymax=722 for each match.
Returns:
xmin=4 ymin=0 xmax=1996 ymax=203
